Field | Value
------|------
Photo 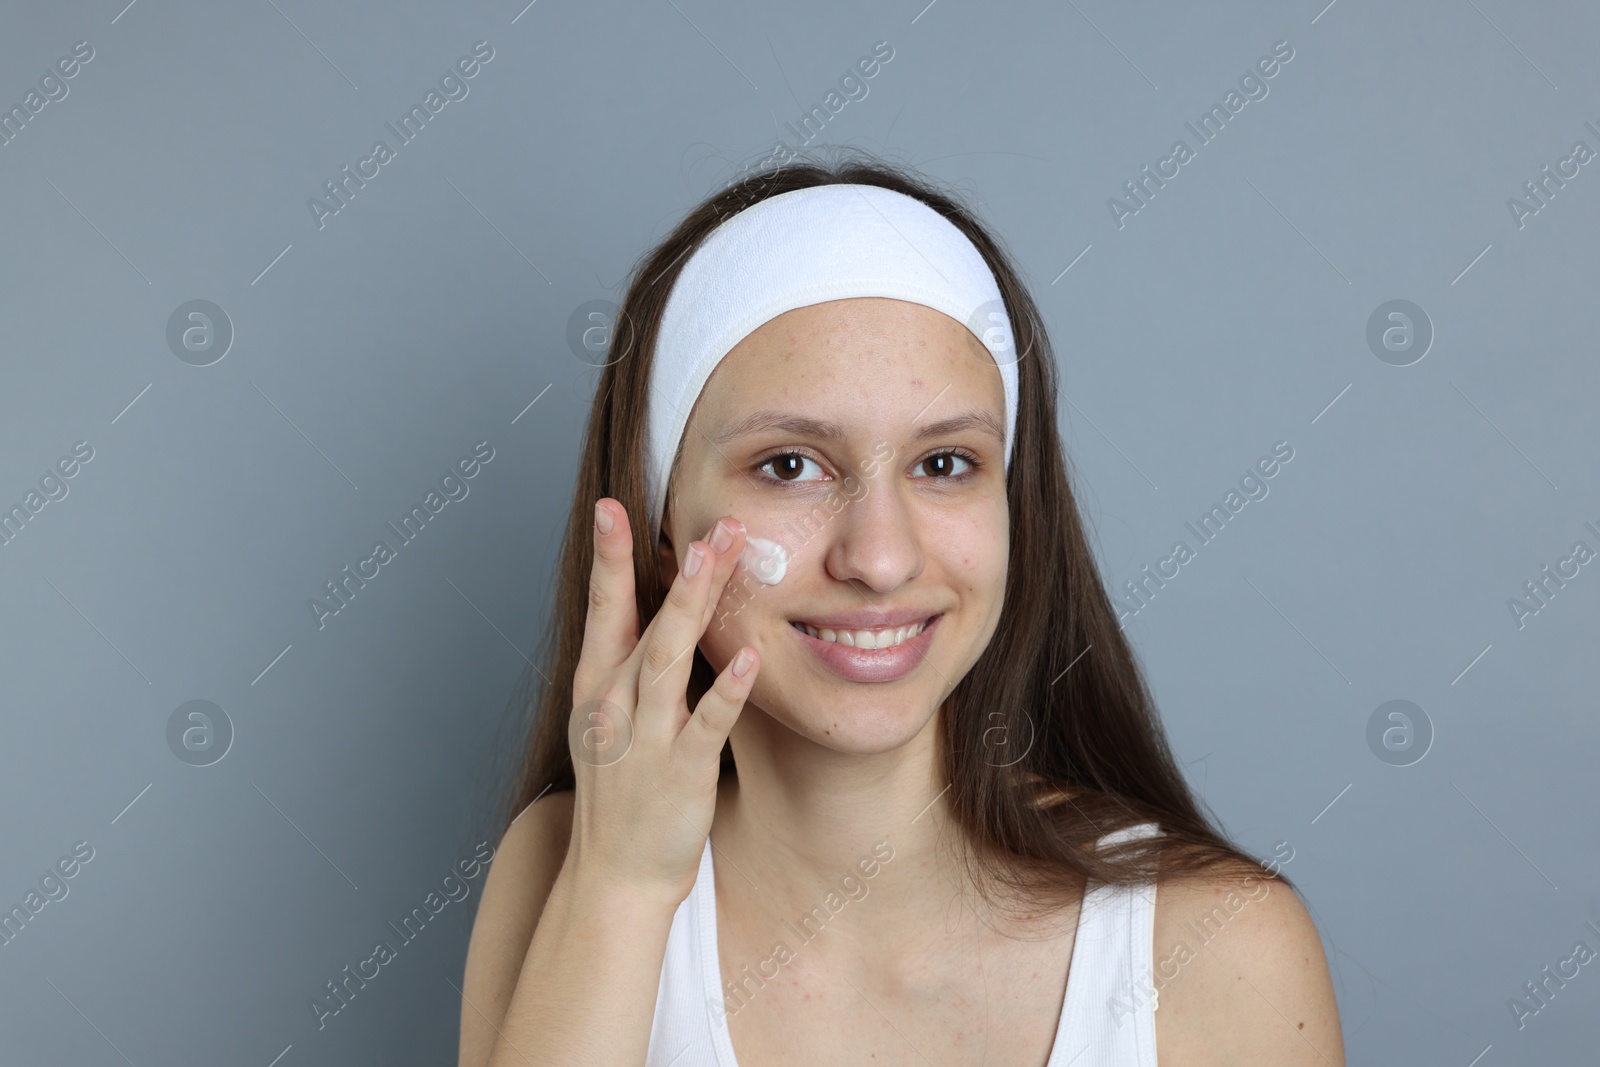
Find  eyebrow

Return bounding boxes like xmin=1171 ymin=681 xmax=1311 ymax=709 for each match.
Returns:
xmin=712 ymin=408 xmax=1005 ymax=448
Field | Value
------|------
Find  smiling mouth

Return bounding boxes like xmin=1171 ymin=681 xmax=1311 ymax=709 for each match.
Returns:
xmin=788 ymin=615 xmax=938 ymax=649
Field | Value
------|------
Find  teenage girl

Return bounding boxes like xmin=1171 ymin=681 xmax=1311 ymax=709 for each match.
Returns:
xmin=457 ymin=155 xmax=1343 ymax=1066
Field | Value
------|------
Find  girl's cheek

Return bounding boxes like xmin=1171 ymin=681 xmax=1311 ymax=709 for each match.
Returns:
xmin=703 ymin=603 xmax=761 ymax=675
xmin=709 ymin=570 xmax=758 ymax=636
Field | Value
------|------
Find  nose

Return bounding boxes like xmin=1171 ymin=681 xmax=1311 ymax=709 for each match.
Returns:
xmin=822 ymin=473 xmax=924 ymax=593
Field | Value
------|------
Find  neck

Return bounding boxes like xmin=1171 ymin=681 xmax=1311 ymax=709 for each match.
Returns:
xmin=709 ymin=703 xmax=1041 ymax=964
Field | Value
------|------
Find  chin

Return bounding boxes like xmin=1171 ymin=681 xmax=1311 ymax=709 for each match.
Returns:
xmin=758 ymin=685 xmax=938 ymax=754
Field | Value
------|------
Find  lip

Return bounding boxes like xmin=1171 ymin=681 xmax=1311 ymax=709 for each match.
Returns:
xmin=790 ymin=606 xmax=940 ymax=629
xmin=789 ymin=613 xmax=942 ymax=683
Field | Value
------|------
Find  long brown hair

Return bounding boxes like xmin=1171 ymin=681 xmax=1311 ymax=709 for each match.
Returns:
xmin=480 ymin=148 xmax=1290 ymax=911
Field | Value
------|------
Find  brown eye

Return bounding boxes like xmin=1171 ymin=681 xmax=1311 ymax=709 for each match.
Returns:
xmin=911 ymin=451 xmax=975 ymax=479
xmin=757 ymin=453 xmax=826 ymax=483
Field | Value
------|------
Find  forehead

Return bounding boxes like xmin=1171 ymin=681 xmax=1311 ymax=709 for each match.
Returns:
xmin=691 ymin=297 xmax=1003 ymax=426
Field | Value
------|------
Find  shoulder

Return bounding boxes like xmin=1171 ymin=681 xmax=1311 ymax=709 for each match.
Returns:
xmin=458 ymin=791 xmax=575 ymax=1066
xmin=1148 ymin=859 xmax=1345 ymax=1066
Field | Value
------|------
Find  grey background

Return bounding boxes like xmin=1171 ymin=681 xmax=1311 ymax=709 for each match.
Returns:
xmin=1 ymin=0 xmax=1596 ymax=1063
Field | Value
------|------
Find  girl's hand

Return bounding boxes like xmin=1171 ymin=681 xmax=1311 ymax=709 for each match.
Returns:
xmin=563 ymin=499 xmax=759 ymax=906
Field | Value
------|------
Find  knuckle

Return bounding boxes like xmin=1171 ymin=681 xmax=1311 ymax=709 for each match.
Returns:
xmin=591 ymin=537 xmax=625 ymax=575
xmin=667 ymin=572 xmax=698 ymax=611
xmin=641 ymin=639 xmax=675 ymax=677
xmin=692 ymin=697 xmax=725 ymax=739
xmin=592 ymin=524 xmax=621 ymax=557
xmin=711 ymin=673 xmax=745 ymax=710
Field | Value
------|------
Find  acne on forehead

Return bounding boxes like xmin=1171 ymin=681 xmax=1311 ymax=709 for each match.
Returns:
xmin=688 ymin=306 xmax=1005 ymax=460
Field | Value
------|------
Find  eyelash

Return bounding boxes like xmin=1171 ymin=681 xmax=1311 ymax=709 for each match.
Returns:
xmin=752 ymin=447 xmax=984 ymax=485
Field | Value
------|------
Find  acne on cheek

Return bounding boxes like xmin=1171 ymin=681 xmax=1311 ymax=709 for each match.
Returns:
xmin=944 ymin=510 xmax=1005 ymax=564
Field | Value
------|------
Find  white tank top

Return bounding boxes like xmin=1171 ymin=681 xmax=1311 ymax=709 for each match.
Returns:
xmin=644 ymin=821 xmax=1163 ymax=1066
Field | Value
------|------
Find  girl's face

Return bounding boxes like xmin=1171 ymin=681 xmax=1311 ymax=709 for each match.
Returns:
xmin=658 ymin=296 xmax=1010 ymax=754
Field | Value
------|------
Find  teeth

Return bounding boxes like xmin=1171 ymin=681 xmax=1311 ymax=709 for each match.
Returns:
xmin=795 ymin=618 xmax=928 ymax=648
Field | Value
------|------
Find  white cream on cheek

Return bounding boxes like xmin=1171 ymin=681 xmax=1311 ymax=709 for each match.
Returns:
xmin=740 ymin=536 xmax=789 ymax=585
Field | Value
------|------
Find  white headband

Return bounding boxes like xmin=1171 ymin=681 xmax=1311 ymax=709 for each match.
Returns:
xmin=644 ymin=182 xmax=1019 ymax=541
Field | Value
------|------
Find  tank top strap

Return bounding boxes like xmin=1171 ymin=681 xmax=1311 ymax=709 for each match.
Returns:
xmin=644 ymin=836 xmax=735 ymax=1065
xmin=1046 ymin=821 xmax=1162 ymax=1067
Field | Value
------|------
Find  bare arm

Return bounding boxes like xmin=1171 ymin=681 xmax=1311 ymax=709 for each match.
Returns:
xmin=458 ymin=501 xmax=760 ymax=1066
xmin=457 ymin=791 xmax=572 ymax=1066
xmin=459 ymin=791 xmax=683 ymax=1066
xmin=498 ymin=855 xmax=683 ymax=1065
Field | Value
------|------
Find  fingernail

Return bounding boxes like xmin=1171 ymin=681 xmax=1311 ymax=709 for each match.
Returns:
xmin=732 ymin=647 xmax=754 ymax=677
xmin=594 ymin=503 xmax=613 ymax=535
xmin=684 ymin=544 xmax=704 ymax=578
xmin=710 ymin=520 xmax=733 ymax=554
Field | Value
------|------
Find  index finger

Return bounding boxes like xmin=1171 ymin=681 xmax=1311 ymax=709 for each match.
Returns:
xmin=576 ymin=498 xmax=640 ymax=687
xmin=632 ymin=518 xmax=745 ymax=696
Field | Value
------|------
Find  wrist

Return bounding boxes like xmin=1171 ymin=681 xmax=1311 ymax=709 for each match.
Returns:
xmin=557 ymin=853 xmax=688 ymax=916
